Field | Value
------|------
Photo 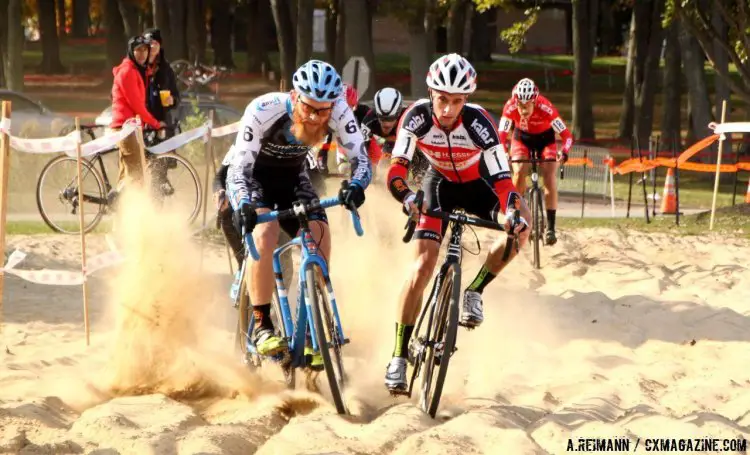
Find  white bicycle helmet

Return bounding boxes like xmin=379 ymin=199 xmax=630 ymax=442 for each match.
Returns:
xmin=373 ymin=87 xmax=403 ymax=118
xmin=425 ymin=53 xmax=477 ymax=94
xmin=513 ymin=78 xmax=539 ymax=103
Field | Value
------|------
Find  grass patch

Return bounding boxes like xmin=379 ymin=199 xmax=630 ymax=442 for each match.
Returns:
xmin=5 ymin=219 xmax=114 ymax=235
xmin=560 ymin=203 xmax=750 ymax=239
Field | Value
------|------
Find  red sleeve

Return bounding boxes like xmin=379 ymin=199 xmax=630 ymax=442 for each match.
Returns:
xmin=492 ymin=178 xmax=520 ymax=214
xmin=121 ymin=69 xmax=160 ymax=129
xmin=386 ymin=157 xmax=411 ymax=202
xmin=546 ymin=100 xmax=573 ymax=150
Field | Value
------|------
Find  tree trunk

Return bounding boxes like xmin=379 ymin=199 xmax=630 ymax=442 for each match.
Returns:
xmin=118 ymin=0 xmax=140 ymax=37
xmin=5 ymin=0 xmax=23 ymax=90
xmin=325 ymin=2 xmax=338 ymax=64
xmin=572 ymin=0 xmax=596 ymax=140
xmin=447 ymin=0 xmax=468 ymax=54
xmin=186 ymin=0 xmax=206 ymax=62
xmin=0 ymin=0 xmax=8 ymax=87
xmin=598 ymin=0 xmax=616 ymax=55
xmin=660 ymin=19 xmax=681 ymax=151
xmin=296 ymin=0 xmax=314 ymax=67
xmin=678 ymin=19 xmax=713 ymax=158
xmin=72 ymin=0 xmax=90 ymax=37
xmin=334 ymin=0 xmax=346 ymax=70
xmin=151 ymin=0 xmax=170 ymax=45
xmin=408 ymin=18 xmax=430 ymax=99
xmin=712 ymin=5 xmax=729 ymax=121
xmin=105 ymin=0 xmax=126 ymax=75
xmin=633 ymin=0 xmax=664 ymax=146
xmin=424 ymin=0 xmax=437 ymax=61
xmin=469 ymin=6 xmax=492 ymax=62
xmin=167 ymin=0 xmax=188 ymax=60
xmin=211 ymin=0 xmax=233 ymax=67
xmin=38 ymin=0 xmax=66 ymax=74
xmin=270 ymin=0 xmax=296 ymax=89
xmin=343 ymin=0 xmax=376 ymax=99
xmin=56 ymin=0 xmax=67 ymax=38
xmin=618 ymin=14 xmax=636 ymax=140
xmin=246 ymin=0 xmax=270 ymax=73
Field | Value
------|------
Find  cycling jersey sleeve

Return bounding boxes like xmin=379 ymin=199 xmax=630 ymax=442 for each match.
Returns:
xmin=331 ymin=100 xmax=372 ymax=189
xmin=497 ymin=100 xmax=516 ymax=152
xmin=386 ymin=102 xmax=428 ymax=202
xmin=550 ymin=114 xmax=573 ymax=152
xmin=226 ymin=99 xmax=263 ymax=209
xmin=465 ymin=106 xmax=520 ymax=214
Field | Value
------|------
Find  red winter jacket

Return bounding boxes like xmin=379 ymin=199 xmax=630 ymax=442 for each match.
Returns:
xmin=110 ymin=57 xmax=160 ymax=129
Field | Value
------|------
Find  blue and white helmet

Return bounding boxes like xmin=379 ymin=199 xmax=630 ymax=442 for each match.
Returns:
xmin=292 ymin=60 xmax=343 ymax=102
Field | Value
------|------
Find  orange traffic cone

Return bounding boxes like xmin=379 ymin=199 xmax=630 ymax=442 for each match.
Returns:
xmin=661 ymin=168 xmax=677 ymax=214
xmin=745 ymin=179 xmax=750 ymax=204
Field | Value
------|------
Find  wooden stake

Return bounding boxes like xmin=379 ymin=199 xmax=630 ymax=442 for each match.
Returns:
xmin=0 ymin=102 xmax=11 ymax=337
xmin=199 ymin=111 xmax=214 ymax=271
xmin=75 ymin=118 xmax=91 ymax=346
xmin=709 ymin=100 xmax=727 ymax=230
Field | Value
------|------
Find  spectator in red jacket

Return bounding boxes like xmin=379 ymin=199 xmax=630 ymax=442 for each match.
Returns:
xmin=110 ymin=35 xmax=165 ymax=189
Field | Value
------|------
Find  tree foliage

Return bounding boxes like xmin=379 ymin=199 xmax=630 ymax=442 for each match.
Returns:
xmin=665 ymin=0 xmax=750 ymax=103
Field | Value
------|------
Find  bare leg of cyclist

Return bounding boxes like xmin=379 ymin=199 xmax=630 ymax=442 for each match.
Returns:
xmin=249 ymin=208 xmax=286 ymax=356
xmin=386 ymin=239 xmax=440 ymax=392
xmin=511 ymin=162 xmax=529 ymax=195
xmin=541 ymin=161 xmax=559 ymax=245
xmin=462 ymin=199 xmax=532 ymax=328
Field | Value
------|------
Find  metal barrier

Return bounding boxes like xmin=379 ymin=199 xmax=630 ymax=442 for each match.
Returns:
xmin=558 ymin=142 xmax=611 ymax=200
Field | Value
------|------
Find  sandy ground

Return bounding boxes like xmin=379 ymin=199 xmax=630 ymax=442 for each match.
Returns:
xmin=1 ymin=183 xmax=750 ymax=455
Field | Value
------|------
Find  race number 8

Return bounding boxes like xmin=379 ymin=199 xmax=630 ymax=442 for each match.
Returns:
xmin=551 ymin=118 xmax=566 ymax=133
xmin=243 ymin=126 xmax=254 ymax=142
xmin=345 ymin=120 xmax=357 ymax=134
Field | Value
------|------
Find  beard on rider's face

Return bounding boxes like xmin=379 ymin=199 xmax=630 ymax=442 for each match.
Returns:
xmin=291 ymin=105 xmax=328 ymax=146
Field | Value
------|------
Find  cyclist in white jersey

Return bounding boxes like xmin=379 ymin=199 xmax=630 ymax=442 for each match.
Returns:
xmin=225 ymin=60 xmax=371 ymax=358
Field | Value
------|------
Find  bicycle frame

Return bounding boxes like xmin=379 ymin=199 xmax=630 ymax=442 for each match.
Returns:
xmin=240 ymin=194 xmax=362 ymax=369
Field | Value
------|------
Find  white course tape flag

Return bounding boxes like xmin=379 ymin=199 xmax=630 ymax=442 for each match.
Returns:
xmin=146 ymin=121 xmax=211 ymax=155
xmin=211 ymin=121 xmax=240 ymax=138
xmin=1 ymin=249 xmax=125 ymax=286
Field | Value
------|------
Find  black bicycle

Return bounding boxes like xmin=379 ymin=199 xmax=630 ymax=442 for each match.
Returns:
xmin=510 ymin=149 xmax=563 ymax=269
xmin=396 ymin=190 xmax=520 ymax=418
xmin=35 ymin=124 xmax=202 ymax=234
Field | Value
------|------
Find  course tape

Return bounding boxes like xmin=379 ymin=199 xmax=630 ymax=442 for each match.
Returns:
xmin=0 ymin=114 xmax=240 ymax=157
xmin=1 ymin=249 xmax=125 ymax=286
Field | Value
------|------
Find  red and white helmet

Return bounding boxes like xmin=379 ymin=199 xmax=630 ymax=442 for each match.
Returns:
xmin=342 ymin=83 xmax=359 ymax=108
xmin=426 ymin=53 xmax=477 ymax=95
xmin=513 ymin=78 xmax=539 ymax=103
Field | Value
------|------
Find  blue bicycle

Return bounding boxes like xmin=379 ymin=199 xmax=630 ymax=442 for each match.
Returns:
xmin=233 ymin=181 xmax=364 ymax=415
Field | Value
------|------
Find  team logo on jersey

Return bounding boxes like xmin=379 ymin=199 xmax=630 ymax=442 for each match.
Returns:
xmin=407 ymin=113 xmax=425 ymax=132
xmin=470 ymin=118 xmax=494 ymax=145
xmin=258 ymin=96 xmax=281 ymax=111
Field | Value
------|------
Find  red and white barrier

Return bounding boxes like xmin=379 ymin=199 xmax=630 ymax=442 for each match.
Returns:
xmin=2 ymin=249 xmax=125 ymax=286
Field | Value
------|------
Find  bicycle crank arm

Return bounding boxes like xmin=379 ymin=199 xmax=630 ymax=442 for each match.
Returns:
xmin=457 ymin=321 xmax=477 ymax=330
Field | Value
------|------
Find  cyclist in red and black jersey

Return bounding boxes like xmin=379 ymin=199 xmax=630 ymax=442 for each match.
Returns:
xmin=383 ymin=53 xmax=531 ymax=392
xmin=360 ymin=87 xmax=405 ymax=169
xmin=498 ymin=78 xmax=573 ymax=246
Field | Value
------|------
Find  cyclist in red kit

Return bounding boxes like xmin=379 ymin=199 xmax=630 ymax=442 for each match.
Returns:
xmin=498 ymin=78 xmax=573 ymax=246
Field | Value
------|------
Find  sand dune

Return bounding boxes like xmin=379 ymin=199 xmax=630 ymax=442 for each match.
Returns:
xmin=1 ymin=186 xmax=749 ymax=454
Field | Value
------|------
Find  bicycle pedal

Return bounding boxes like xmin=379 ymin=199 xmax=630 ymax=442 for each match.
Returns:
xmin=388 ymin=388 xmax=411 ymax=398
xmin=342 ymin=337 xmax=351 ymax=345
xmin=458 ymin=322 xmax=477 ymax=331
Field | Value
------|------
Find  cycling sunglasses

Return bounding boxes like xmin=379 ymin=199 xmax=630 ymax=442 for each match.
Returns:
xmin=377 ymin=114 xmax=400 ymax=122
xmin=297 ymin=98 xmax=333 ymax=117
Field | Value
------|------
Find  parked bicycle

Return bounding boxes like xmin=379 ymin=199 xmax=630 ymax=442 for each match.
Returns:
xmin=234 ymin=181 xmax=363 ymax=415
xmin=171 ymin=58 xmax=231 ymax=94
xmin=397 ymin=190 xmax=520 ymax=418
xmin=35 ymin=124 xmax=202 ymax=234
xmin=510 ymin=149 xmax=564 ymax=269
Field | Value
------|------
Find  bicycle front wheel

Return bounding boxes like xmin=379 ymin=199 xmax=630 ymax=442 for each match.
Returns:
xmin=36 ymin=154 xmax=107 ymax=234
xmin=149 ymin=153 xmax=202 ymax=225
xmin=419 ymin=262 xmax=460 ymax=418
xmin=305 ymin=264 xmax=348 ymax=415
xmin=531 ymin=187 xmax=544 ymax=269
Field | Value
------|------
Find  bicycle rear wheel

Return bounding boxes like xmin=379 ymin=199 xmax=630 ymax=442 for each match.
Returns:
xmin=36 ymin=154 xmax=107 ymax=234
xmin=418 ymin=262 xmax=460 ymax=418
xmin=149 ymin=153 xmax=202 ymax=225
xmin=234 ymin=265 xmax=294 ymax=387
xmin=531 ymin=186 xmax=544 ymax=269
xmin=305 ymin=264 xmax=347 ymax=415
